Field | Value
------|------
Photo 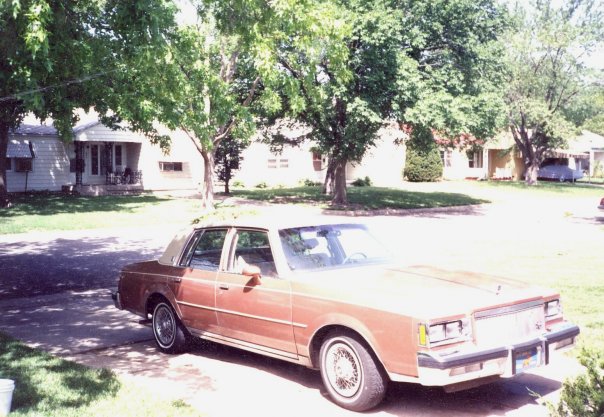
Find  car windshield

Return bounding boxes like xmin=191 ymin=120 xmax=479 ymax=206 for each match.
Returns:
xmin=278 ymin=223 xmax=392 ymax=271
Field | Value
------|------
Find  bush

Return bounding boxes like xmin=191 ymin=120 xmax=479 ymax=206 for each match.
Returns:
xmin=404 ymin=146 xmax=443 ymax=182
xmin=548 ymin=348 xmax=604 ymax=417
xmin=351 ymin=176 xmax=372 ymax=187
xmin=301 ymin=178 xmax=321 ymax=187
xmin=231 ymin=180 xmax=244 ymax=188
xmin=255 ymin=182 xmax=268 ymax=189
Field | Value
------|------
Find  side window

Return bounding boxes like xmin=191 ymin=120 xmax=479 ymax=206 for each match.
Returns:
xmin=232 ymin=230 xmax=277 ymax=278
xmin=181 ymin=229 xmax=228 ymax=271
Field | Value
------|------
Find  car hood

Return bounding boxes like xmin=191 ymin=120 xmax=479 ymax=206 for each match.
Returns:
xmin=291 ymin=263 xmax=553 ymax=319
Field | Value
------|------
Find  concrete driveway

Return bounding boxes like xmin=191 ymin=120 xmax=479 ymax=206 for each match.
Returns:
xmin=1 ymin=196 xmax=602 ymax=417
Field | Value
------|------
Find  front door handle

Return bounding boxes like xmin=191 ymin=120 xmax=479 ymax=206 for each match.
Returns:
xmin=171 ymin=277 xmax=182 ymax=283
xmin=219 ymin=284 xmax=230 ymax=290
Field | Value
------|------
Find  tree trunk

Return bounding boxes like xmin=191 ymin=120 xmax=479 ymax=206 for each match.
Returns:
xmin=331 ymin=159 xmax=348 ymax=206
xmin=525 ymin=161 xmax=539 ymax=185
xmin=322 ymin=158 xmax=336 ymax=195
xmin=0 ymin=122 xmax=10 ymax=208
xmin=201 ymin=149 xmax=215 ymax=211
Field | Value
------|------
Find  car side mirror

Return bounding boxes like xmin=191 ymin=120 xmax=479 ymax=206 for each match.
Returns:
xmin=242 ymin=265 xmax=262 ymax=285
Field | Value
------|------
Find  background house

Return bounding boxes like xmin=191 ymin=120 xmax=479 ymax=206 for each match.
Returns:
xmin=233 ymin=122 xmax=407 ymax=187
xmin=6 ymin=120 xmax=204 ymax=195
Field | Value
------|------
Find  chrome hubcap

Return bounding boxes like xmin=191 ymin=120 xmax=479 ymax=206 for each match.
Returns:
xmin=325 ymin=342 xmax=361 ymax=397
xmin=154 ymin=305 xmax=175 ymax=346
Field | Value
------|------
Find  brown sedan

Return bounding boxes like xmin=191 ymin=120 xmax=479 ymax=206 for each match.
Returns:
xmin=113 ymin=220 xmax=579 ymax=411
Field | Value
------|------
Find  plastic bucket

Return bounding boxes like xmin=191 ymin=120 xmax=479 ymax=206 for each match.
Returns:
xmin=0 ymin=379 xmax=15 ymax=416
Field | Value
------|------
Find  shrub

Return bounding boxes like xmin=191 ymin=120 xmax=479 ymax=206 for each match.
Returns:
xmin=351 ymin=176 xmax=372 ymax=186
xmin=404 ymin=146 xmax=443 ymax=182
xmin=231 ymin=180 xmax=244 ymax=188
xmin=548 ymin=348 xmax=604 ymax=417
xmin=301 ymin=178 xmax=321 ymax=187
xmin=255 ymin=182 xmax=268 ymax=189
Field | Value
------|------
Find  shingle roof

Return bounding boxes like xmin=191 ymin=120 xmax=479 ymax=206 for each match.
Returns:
xmin=7 ymin=140 xmax=34 ymax=158
xmin=10 ymin=120 xmax=102 ymax=137
xmin=10 ymin=124 xmax=57 ymax=136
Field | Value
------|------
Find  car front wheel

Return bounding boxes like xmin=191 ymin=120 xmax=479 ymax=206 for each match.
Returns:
xmin=319 ymin=332 xmax=387 ymax=411
xmin=152 ymin=302 xmax=190 ymax=354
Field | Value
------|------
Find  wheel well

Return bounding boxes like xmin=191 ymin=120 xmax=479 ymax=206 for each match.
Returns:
xmin=145 ymin=293 xmax=169 ymax=318
xmin=310 ymin=325 xmax=375 ymax=369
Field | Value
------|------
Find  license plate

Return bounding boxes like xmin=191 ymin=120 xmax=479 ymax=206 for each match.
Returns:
xmin=514 ymin=347 xmax=540 ymax=374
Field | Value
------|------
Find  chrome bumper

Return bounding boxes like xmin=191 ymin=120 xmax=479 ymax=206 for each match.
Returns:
xmin=399 ymin=322 xmax=580 ymax=387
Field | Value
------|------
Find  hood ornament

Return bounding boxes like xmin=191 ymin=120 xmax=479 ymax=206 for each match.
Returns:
xmin=496 ymin=284 xmax=502 ymax=295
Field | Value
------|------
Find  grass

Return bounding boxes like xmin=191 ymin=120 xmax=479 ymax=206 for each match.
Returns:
xmin=0 ymin=332 xmax=203 ymax=417
xmin=231 ymin=185 xmax=489 ymax=210
xmin=0 ymin=193 xmax=201 ymax=235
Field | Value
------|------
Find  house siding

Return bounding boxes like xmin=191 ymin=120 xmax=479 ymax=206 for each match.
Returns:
xmin=136 ymin=129 xmax=202 ymax=191
xmin=7 ymin=123 xmax=204 ymax=193
xmin=6 ymin=136 xmax=71 ymax=192
xmin=233 ymin=141 xmax=323 ymax=187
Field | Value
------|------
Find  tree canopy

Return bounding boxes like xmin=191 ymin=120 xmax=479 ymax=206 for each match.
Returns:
xmin=503 ymin=0 xmax=604 ymax=184
xmin=272 ymin=0 xmax=507 ymax=203
xmin=0 ymin=0 xmax=178 ymax=207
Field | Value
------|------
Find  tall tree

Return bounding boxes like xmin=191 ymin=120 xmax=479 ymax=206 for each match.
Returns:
xmin=276 ymin=0 xmax=507 ymax=205
xmin=0 ymin=0 xmax=178 ymax=207
xmin=503 ymin=0 xmax=604 ymax=184
xmin=104 ymin=0 xmax=345 ymax=210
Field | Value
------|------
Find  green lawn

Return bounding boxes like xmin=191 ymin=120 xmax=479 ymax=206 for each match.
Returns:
xmin=0 ymin=332 xmax=203 ymax=417
xmin=231 ymin=185 xmax=489 ymax=210
xmin=0 ymin=193 xmax=202 ymax=235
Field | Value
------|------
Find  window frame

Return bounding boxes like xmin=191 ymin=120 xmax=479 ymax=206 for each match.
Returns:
xmin=179 ymin=228 xmax=230 ymax=271
xmin=159 ymin=161 xmax=184 ymax=172
xmin=228 ymin=228 xmax=278 ymax=278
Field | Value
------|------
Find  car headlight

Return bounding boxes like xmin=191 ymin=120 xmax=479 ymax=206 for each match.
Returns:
xmin=419 ymin=318 xmax=472 ymax=346
xmin=545 ymin=299 xmax=562 ymax=319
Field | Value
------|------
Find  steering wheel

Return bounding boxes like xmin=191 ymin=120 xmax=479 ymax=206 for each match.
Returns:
xmin=342 ymin=252 xmax=367 ymax=264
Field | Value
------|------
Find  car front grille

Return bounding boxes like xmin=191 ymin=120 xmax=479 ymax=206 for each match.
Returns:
xmin=473 ymin=300 xmax=545 ymax=346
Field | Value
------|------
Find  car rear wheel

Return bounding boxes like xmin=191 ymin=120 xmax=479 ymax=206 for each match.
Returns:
xmin=319 ymin=332 xmax=387 ymax=411
xmin=152 ymin=302 xmax=190 ymax=354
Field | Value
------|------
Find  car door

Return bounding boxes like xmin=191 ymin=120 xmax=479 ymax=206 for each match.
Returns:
xmin=171 ymin=228 xmax=229 ymax=334
xmin=215 ymin=228 xmax=297 ymax=358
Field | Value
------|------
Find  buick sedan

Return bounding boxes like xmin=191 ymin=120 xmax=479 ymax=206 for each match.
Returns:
xmin=112 ymin=219 xmax=579 ymax=411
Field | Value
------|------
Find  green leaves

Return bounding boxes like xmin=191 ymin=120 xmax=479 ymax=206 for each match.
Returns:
xmin=502 ymin=0 xmax=603 ymax=180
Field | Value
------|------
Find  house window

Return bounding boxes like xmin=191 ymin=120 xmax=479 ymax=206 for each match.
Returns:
xmin=91 ymin=145 xmax=99 ymax=175
xmin=115 ymin=145 xmax=123 ymax=166
xmin=268 ymin=158 xmax=288 ymax=169
xmin=159 ymin=162 xmax=183 ymax=172
xmin=15 ymin=158 xmax=33 ymax=172
xmin=312 ymin=152 xmax=322 ymax=171
xmin=468 ymin=151 xmax=483 ymax=168
xmin=5 ymin=158 xmax=11 ymax=172
xmin=440 ymin=150 xmax=452 ymax=168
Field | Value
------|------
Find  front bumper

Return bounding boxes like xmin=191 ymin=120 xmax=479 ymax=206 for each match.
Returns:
xmin=408 ymin=322 xmax=579 ymax=387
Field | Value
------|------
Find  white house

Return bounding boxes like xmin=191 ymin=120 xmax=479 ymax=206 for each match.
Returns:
xmin=6 ymin=120 xmax=204 ymax=195
xmin=233 ymin=122 xmax=408 ymax=187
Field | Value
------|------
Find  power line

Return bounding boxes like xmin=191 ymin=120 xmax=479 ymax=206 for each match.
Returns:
xmin=0 ymin=69 xmax=120 ymax=104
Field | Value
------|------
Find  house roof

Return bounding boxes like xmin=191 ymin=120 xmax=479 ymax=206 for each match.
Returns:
xmin=7 ymin=139 xmax=34 ymax=158
xmin=10 ymin=124 xmax=57 ymax=136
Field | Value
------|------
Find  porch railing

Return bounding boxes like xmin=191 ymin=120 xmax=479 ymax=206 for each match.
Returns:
xmin=106 ymin=170 xmax=143 ymax=185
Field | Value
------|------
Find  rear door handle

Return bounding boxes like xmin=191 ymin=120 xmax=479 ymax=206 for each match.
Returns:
xmin=171 ymin=277 xmax=182 ymax=283
xmin=219 ymin=284 xmax=230 ymax=290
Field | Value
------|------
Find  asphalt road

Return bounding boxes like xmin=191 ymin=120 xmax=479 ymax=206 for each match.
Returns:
xmin=1 ymin=197 xmax=602 ymax=417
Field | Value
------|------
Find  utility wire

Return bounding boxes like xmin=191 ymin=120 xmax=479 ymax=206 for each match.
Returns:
xmin=0 ymin=69 xmax=120 ymax=104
